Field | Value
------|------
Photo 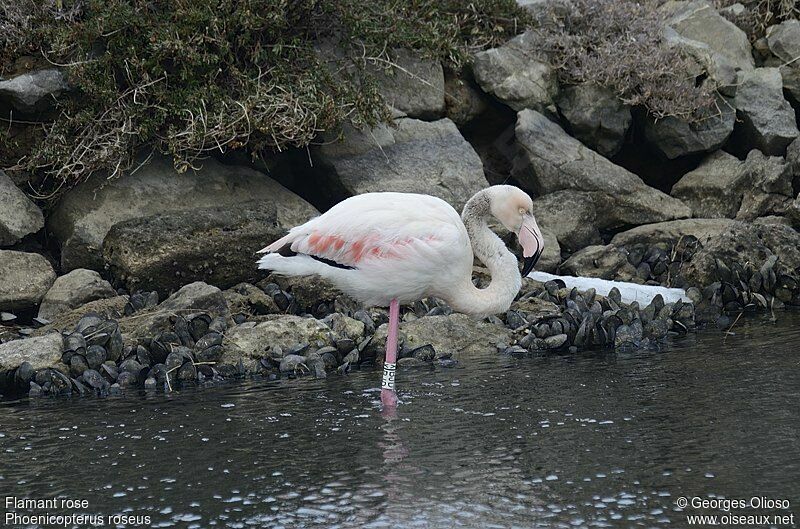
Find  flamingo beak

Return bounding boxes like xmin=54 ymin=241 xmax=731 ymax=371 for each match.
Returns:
xmin=518 ymin=214 xmax=543 ymax=277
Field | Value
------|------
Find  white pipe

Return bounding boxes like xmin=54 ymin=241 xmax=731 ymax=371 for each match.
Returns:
xmin=528 ymin=271 xmax=691 ymax=305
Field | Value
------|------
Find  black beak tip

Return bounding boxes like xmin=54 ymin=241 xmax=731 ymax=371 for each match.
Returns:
xmin=521 ymin=254 xmax=539 ymax=277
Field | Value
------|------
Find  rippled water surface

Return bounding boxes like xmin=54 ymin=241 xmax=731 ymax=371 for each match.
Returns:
xmin=1 ymin=313 xmax=799 ymax=528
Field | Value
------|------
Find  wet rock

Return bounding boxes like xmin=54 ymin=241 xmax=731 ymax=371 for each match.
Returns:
xmin=221 ymin=316 xmax=333 ymax=365
xmin=0 ymin=333 xmax=63 ymax=373
xmin=368 ymin=313 xmax=512 ymax=361
xmin=223 ymin=283 xmax=279 ymax=316
xmin=279 ymin=354 xmax=308 ymax=375
xmin=731 ymin=67 xmax=799 ymax=155
xmin=0 ymin=251 xmax=56 ymax=312
xmin=312 ymin=117 xmax=488 ymax=210
xmin=33 ymin=296 xmax=128 ymax=337
xmin=556 ymin=83 xmax=631 ymax=157
xmin=0 ymin=68 xmax=68 ymax=113
xmin=37 ymin=269 xmax=117 ymax=321
xmin=531 ymin=191 xmax=601 ymax=252
xmin=544 ymin=333 xmax=568 ymax=350
xmin=322 ymin=313 xmax=365 ymax=342
xmin=513 ymin=109 xmax=691 ymax=229
xmin=0 ymin=170 xmax=44 ymax=246
xmin=472 ymin=30 xmax=558 ymax=112
xmin=49 ymin=154 xmax=318 ymax=272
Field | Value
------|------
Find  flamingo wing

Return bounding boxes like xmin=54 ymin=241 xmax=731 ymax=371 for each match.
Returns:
xmin=258 ymin=193 xmax=467 ymax=270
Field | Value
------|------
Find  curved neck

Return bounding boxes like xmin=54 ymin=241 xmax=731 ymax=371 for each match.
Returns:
xmin=447 ymin=190 xmax=521 ymax=317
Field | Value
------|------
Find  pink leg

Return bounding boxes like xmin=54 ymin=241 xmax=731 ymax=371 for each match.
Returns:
xmin=380 ymin=298 xmax=400 ymax=410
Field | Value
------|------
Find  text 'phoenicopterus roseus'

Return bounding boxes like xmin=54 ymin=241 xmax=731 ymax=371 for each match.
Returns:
xmin=256 ymin=185 xmax=544 ymax=409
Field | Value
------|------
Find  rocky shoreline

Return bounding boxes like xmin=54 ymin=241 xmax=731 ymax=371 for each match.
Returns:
xmin=3 ymin=1 xmax=800 ymax=398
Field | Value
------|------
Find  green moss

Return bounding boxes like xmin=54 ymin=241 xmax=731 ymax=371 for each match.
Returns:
xmin=0 ymin=0 xmax=529 ymax=194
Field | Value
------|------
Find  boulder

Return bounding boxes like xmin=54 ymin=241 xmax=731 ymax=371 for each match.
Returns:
xmin=32 ymin=296 xmax=128 ymax=336
xmin=472 ymin=31 xmax=558 ymax=112
xmin=48 ymin=154 xmax=318 ymax=272
xmin=732 ymin=67 xmax=799 ymax=155
xmin=37 ymin=269 xmax=117 ymax=321
xmin=313 ymin=117 xmax=488 ymax=210
xmin=513 ymin=109 xmax=691 ymax=229
xmin=223 ymin=283 xmax=279 ymax=316
xmin=0 ymin=333 xmax=63 ymax=373
xmin=560 ymin=245 xmax=637 ymax=281
xmin=0 ymin=68 xmax=68 ymax=113
xmin=536 ymin=227 xmax=561 ymax=273
xmin=159 ymin=282 xmax=227 ymax=314
xmin=119 ymin=282 xmax=228 ymax=340
xmin=787 ymin=195 xmax=800 ymax=229
xmin=371 ymin=49 xmax=445 ymax=119
xmin=367 ymin=313 xmax=512 ymax=360
xmin=671 ymin=150 xmax=746 ymax=218
xmin=556 ymin=83 xmax=631 ymax=157
xmin=642 ymin=100 xmax=735 ymax=159
xmin=221 ymin=315 xmax=333 ymax=363
xmin=662 ymin=27 xmax=738 ymax=97
xmin=531 ymin=191 xmax=601 ymax=252
xmin=611 ymin=218 xmax=738 ymax=247
xmin=691 ymin=223 xmax=799 ymax=289
xmin=663 ymin=1 xmax=754 ymax=72
xmin=766 ymin=20 xmax=800 ymax=64
xmin=0 ymin=170 xmax=44 ymax=246
xmin=444 ymin=72 xmax=489 ymax=126
xmin=673 ymin=149 xmax=794 ymax=220
xmin=0 ymin=251 xmax=56 ymax=311
xmin=103 ymin=201 xmax=304 ymax=293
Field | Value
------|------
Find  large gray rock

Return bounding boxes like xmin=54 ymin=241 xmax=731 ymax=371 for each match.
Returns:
xmin=513 ymin=109 xmax=691 ymax=229
xmin=372 ymin=49 xmax=445 ymax=119
xmin=49 ymin=155 xmax=317 ymax=272
xmin=611 ymin=217 xmax=737 ymax=247
xmin=642 ymin=99 xmax=735 ymax=159
xmin=314 ymin=117 xmax=488 ymax=210
xmin=444 ymin=73 xmax=489 ymax=126
xmin=671 ymin=150 xmax=748 ymax=217
xmin=103 ymin=201 xmax=312 ymax=293
xmin=732 ymin=68 xmax=799 ymax=155
xmin=532 ymin=191 xmax=601 ymax=252
xmin=556 ymin=84 xmax=631 ymax=157
xmin=662 ymin=27 xmax=738 ymax=97
xmin=367 ymin=313 xmax=512 ymax=361
xmin=0 ymin=333 xmax=63 ymax=373
xmin=663 ymin=1 xmax=754 ymax=72
xmin=537 ymin=227 xmax=561 ymax=273
xmin=766 ymin=20 xmax=800 ymax=63
xmin=0 ymin=169 xmax=44 ymax=246
xmin=673 ymin=148 xmax=795 ymax=221
xmin=473 ymin=31 xmax=558 ymax=112
xmin=0 ymin=68 xmax=68 ymax=113
xmin=222 ymin=315 xmax=334 ymax=363
xmin=38 ymin=269 xmax=117 ymax=321
xmin=560 ymin=244 xmax=637 ymax=281
xmin=0 ymin=251 xmax=56 ymax=311
xmin=160 ymin=281 xmax=227 ymax=314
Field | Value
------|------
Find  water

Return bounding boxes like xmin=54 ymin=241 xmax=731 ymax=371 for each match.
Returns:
xmin=1 ymin=314 xmax=799 ymax=528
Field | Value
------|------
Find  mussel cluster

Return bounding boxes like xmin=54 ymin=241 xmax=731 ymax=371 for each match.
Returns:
xmin=623 ymin=237 xmax=700 ymax=288
xmin=18 ymin=311 xmax=230 ymax=398
xmin=502 ymin=280 xmax=695 ymax=353
xmin=696 ymin=255 xmax=800 ymax=317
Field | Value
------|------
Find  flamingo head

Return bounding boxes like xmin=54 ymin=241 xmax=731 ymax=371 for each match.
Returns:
xmin=489 ymin=185 xmax=544 ymax=277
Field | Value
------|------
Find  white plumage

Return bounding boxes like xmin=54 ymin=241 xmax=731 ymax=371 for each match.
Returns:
xmin=257 ymin=192 xmax=472 ymax=307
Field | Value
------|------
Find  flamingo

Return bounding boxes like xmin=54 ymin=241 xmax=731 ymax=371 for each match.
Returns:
xmin=256 ymin=185 xmax=544 ymax=408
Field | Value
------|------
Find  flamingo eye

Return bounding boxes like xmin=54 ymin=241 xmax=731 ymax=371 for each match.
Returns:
xmin=518 ymin=207 xmax=526 ymax=215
